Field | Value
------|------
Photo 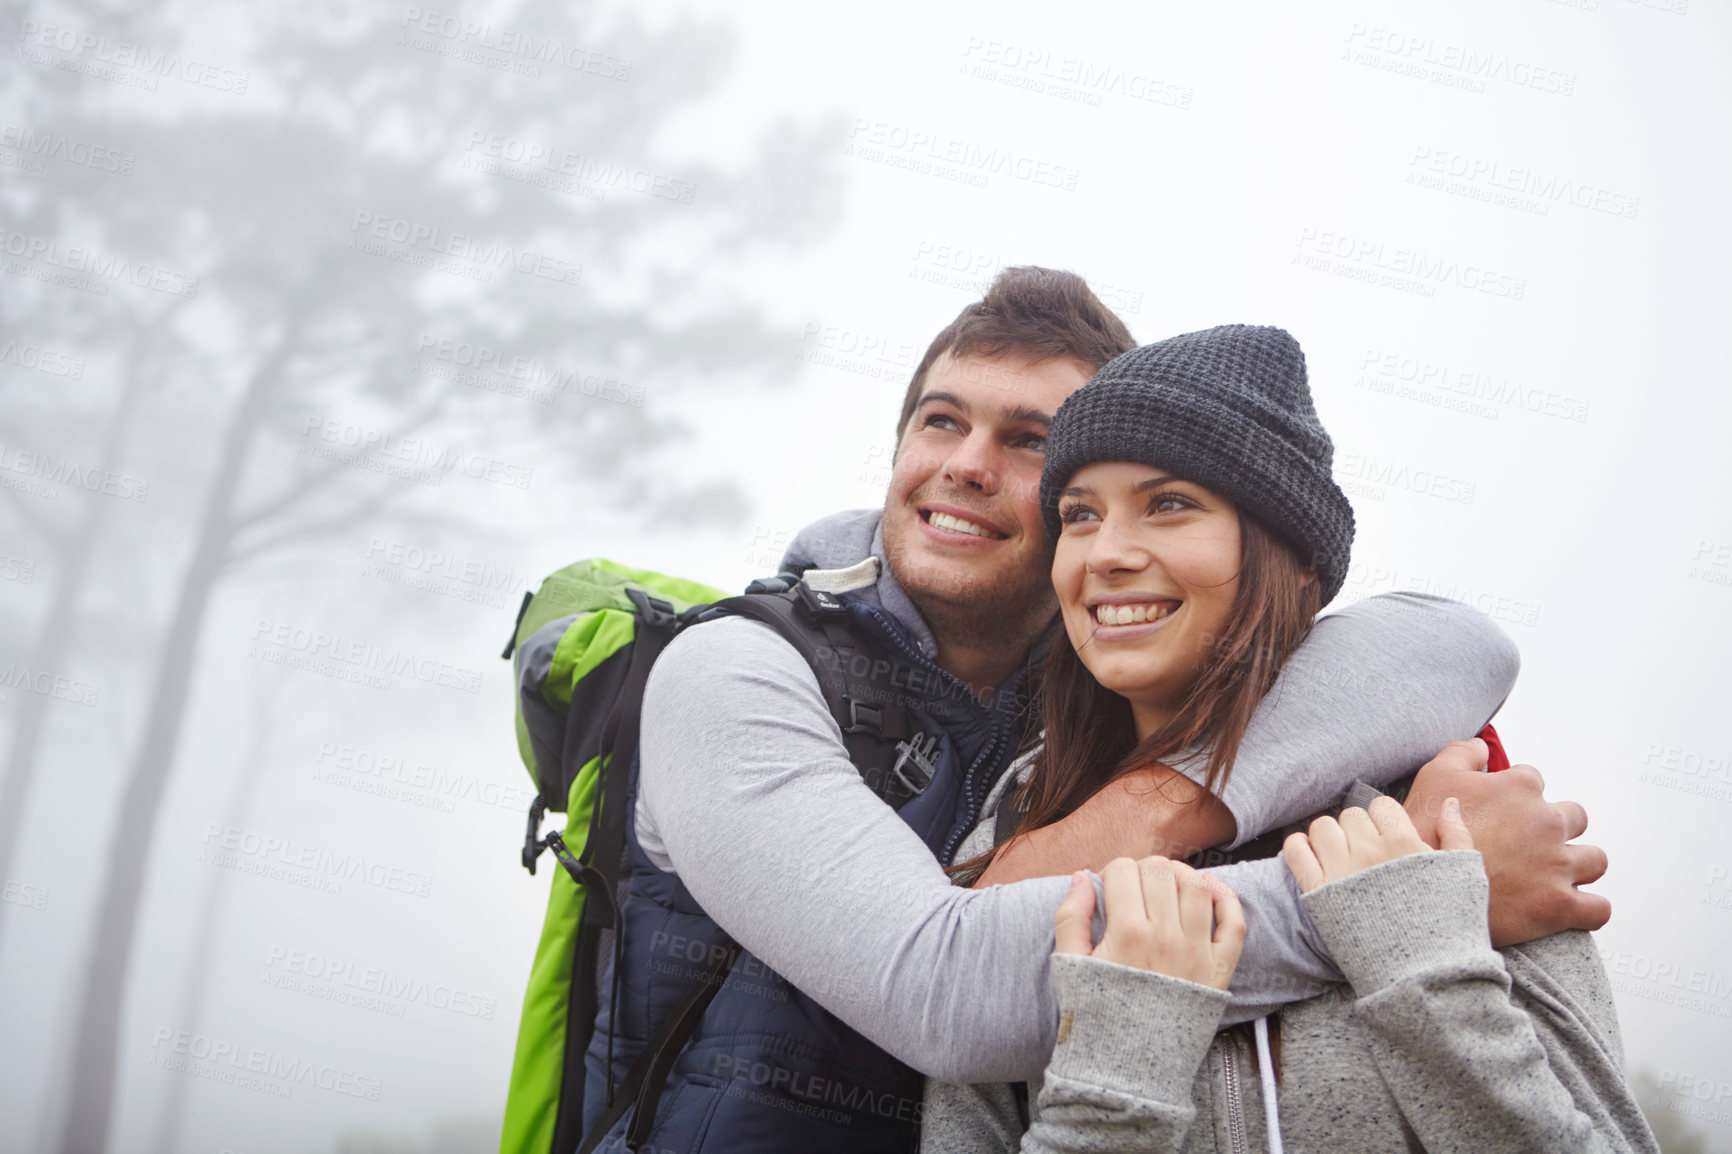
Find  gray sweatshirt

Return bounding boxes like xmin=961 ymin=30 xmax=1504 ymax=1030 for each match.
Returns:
xmin=635 ymin=509 xmax=1520 ymax=1083
xmin=920 ymin=851 xmax=1659 ymax=1154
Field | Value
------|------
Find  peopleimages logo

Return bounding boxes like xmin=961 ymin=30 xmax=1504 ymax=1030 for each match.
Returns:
xmin=199 ymin=823 xmax=435 ymax=898
xmin=1294 ymin=227 xmax=1525 ymax=301
xmin=300 ymin=415 xmax=534 ymax=490
xmin=0 ymin=122 xmax=135 ymax=175
xmin=0 ymin=662 xmax=99 ymax=706
xmin=263 ymin=944 xmax=498 ymax=1020
xmin=15 ymin=21 xmax=250 ymax=94
xmin=348 ymin=211 xmax=581 ymax=286
xmin=148 ymin=1027 xmax=383 ymax=1100
xmin=312 ymin=740 xmax=536 ymax=816
xmin=414 ymin=334 xmax=643 ymax=406
xmin=250 ymin=617 xmax=484 ymax=694
xmin=0 ymin=337 xmax=86 ymax=379
xmin=1407 ymin=146 xmax=1640 ymax=220
xmin=399 ymin=7 xmax=631 ymax=79
xmin=847 ymin=118 xmax=1081 ymax=191
xmin=0 ymin=441 xmax=149 ymax=501
xmin=0 ymin=225 xmax=200 ymax=297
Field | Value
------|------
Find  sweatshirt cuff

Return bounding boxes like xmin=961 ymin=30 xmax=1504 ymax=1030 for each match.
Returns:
xmin=1046 ymin=953 xmax=1228 ymax=1101
xmin=1299 ymin=850 xmax=1492 ymax=996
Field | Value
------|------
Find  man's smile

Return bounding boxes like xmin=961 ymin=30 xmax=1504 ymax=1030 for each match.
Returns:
xmin=918 ymin=503 xmax=1010 ymax=541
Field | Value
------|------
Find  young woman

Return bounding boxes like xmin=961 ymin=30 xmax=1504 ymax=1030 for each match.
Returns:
xmin=920 ymin=325 xmax=1658 ymax=1153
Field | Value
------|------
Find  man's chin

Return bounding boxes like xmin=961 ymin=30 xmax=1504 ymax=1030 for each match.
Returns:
xmin=892 ymin=550 xmax=998 ymax=606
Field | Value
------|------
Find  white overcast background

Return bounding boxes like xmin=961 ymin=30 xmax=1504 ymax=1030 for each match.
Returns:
xmin=2 ymin=0 xmax=1730 ymax=1152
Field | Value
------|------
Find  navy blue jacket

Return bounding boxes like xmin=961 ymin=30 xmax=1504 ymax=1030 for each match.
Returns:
xmin=582 ymin=592 xmax=1037 ymax=1152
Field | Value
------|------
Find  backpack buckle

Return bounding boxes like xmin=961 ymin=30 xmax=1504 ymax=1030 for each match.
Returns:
xmin=842 ymin=699 xmax=882 ymax=735
xmin=794 ymin=581 xmax=848 ymax=619
xmin=625 ymin=588 xmax=677 ymax=629
xmin=890 ymin=732 xmax=940 ymax=795
xmin=743 ymin=572 xmax=800 ymax=595
xmin=522 ymin=795 xmax=548 ymax=874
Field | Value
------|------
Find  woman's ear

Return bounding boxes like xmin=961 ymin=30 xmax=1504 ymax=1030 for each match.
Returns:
xmin=1299 ymin=564 xmax=1318 ymax=588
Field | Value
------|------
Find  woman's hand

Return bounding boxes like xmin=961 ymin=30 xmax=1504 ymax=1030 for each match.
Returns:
xmin=1283 ymin=794 xmax=1474 ymax=894
xmin=1053 ymin=856 xmax=1246 ymax=991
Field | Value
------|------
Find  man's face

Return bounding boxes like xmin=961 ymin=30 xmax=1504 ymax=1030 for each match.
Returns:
xmin=880 ymin=350 xmax=1094 ymax=640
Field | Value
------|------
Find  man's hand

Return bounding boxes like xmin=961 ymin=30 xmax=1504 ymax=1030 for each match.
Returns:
xmin=976 ymin=767 xmax=1236 ymax=888
xmin=1403 ymin=739 xmax=1611 ymax=946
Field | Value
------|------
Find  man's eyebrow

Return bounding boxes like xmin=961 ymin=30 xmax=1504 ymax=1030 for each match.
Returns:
xmin=916 ymin=390 xmax=969 ymax=414
xmin=917 ymin=391 xmax=1053 ymax=427
xmin=1005 ymin=405 xmax=1054 ymax=426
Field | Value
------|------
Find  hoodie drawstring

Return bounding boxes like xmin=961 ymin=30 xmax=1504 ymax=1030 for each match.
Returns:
xmin=1254 ymin=1014 xmax=1284 ymax=1154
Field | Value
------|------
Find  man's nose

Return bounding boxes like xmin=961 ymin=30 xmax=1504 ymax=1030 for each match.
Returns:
xmin=942 ymin=431 xmax=1000 ymax=493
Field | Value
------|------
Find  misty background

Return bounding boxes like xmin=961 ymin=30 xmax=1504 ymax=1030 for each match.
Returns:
xmin=1 ymin=0 xmax=1728 ymax=1151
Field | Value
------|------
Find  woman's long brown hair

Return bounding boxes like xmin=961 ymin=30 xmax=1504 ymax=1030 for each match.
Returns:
xmin=954 ymin=509 xmax=1322 ymax=882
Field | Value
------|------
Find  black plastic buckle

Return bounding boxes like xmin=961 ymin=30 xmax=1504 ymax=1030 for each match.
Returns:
xmin=794 ymin=581 xmax=848 ymax=619
xmin=890 ymin=732 xmax=939 ymax=795
xmin=743 ymin=572 xmax=800 ymax=595
xmin=501 ymin=589 xmax=535 ymax=660
xmin=522 ymin=795 xmax=548 ymax=874
xmin=626 ymin=588 xmax=677 ymax=629
xmin=842 ymin=699 xmax=882 ymax=735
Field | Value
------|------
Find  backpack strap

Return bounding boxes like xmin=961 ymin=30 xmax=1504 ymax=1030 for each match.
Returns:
xmin=709 ymin=584 xmax=932 ymax=809
xmin=571 ymin=581 xmax=934 ymax=1151
xmin=538 ymin=590 xmax=700 ymax=1154
xmin=575 ymin=938 xmax=741 ymax=1154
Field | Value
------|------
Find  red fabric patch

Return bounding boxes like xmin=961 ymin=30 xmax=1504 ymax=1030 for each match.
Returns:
xmin=1477 ymin=723 xmax=1511 ymax=772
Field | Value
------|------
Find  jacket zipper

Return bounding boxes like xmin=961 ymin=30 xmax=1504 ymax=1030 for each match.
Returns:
xmin=1222 ymin=1038 xmax=1249 ymax=1154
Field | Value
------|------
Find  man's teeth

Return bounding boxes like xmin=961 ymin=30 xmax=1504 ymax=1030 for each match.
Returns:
xmin=929 ymin=511 xmax=996 ymax=538
xmin=1093 ymin=603 xmax=1176 ymax=626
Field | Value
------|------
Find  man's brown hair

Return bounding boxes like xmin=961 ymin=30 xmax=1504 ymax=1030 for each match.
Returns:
xmin=893 ymin=266 xmax=1136 ymax=447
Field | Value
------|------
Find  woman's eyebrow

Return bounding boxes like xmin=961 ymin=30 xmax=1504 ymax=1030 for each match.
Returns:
xmin=1058 ymin=485 xmax=1094 ymax=499
xmin=1133 ymin=474 xmax=1180 ymax=493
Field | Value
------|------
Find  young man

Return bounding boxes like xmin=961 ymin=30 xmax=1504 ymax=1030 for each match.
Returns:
xmin=581 ymin=268 xmax=1610 ymax=1152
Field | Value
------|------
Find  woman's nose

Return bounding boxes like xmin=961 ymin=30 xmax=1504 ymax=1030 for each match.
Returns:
xmin=1086 ymin=514 xmax=1151 ymax=575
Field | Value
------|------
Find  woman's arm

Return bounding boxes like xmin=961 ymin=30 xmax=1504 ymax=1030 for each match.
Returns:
xmin=1291 ymin=805 xmax=1659 ymax=1154
xmin=919 ymin=863 xmax=1239 ymax=1154
xmin=920 ymin=955 xmax=1227 ymax=1154
xmin=978 ymin=591 xmax=1518 ymax=888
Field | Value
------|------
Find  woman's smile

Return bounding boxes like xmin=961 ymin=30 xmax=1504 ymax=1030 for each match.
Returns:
xmin=1085 ymin=595 xmax=1182 ymax=636
xmin=1053 ymin=461 xmax=1242 ymax=737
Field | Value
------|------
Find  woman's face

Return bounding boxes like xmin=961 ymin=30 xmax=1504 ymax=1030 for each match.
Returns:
xmin=1052 ymin=461 xmax=1242 ymax=734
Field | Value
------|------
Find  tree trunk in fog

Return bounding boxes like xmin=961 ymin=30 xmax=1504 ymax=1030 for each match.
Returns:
xmin=56 ymin=325 xmax=295 ymax=1154
xmin=147 ymin=669 xmax=281 ymax=1154
xmin=0 ymin=348 xmax=151 ymax=954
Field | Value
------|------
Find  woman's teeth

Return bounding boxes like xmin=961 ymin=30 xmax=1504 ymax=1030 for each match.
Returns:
xmin=929 ymin=511 xmax=998 ymax=538
xmin=1093 ymin=603 xmax=1176 ymax=626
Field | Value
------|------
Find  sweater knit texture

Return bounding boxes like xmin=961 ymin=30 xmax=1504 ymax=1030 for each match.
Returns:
xmin=1038 ymin=325 xmax=1356 ymax=604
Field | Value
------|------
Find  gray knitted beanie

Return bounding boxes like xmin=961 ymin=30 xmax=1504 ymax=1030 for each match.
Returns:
xmin=1039 ymin=324 xmax=1355 ymax=605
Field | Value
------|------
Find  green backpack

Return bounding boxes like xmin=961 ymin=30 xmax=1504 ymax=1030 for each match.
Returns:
xmin=497 ymin=559 xmax=924 ymax=1154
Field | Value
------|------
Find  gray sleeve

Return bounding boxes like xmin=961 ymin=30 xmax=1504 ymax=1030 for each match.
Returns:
xmin=1303 ymin=852 xmax=1661 ymax=1154
xmin=638 ymin=616 xmax=1073 ymax=1084
xmin=1203 ymin=592 xmax=1520 ymax=848
xmin=920 ymin=955 xmax=1226 ymax=1154
xmin=1206 ymin=855 xmax=1340 ymax=1025
xmin=636 ymin=610 xmax=1499 ymax=1083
